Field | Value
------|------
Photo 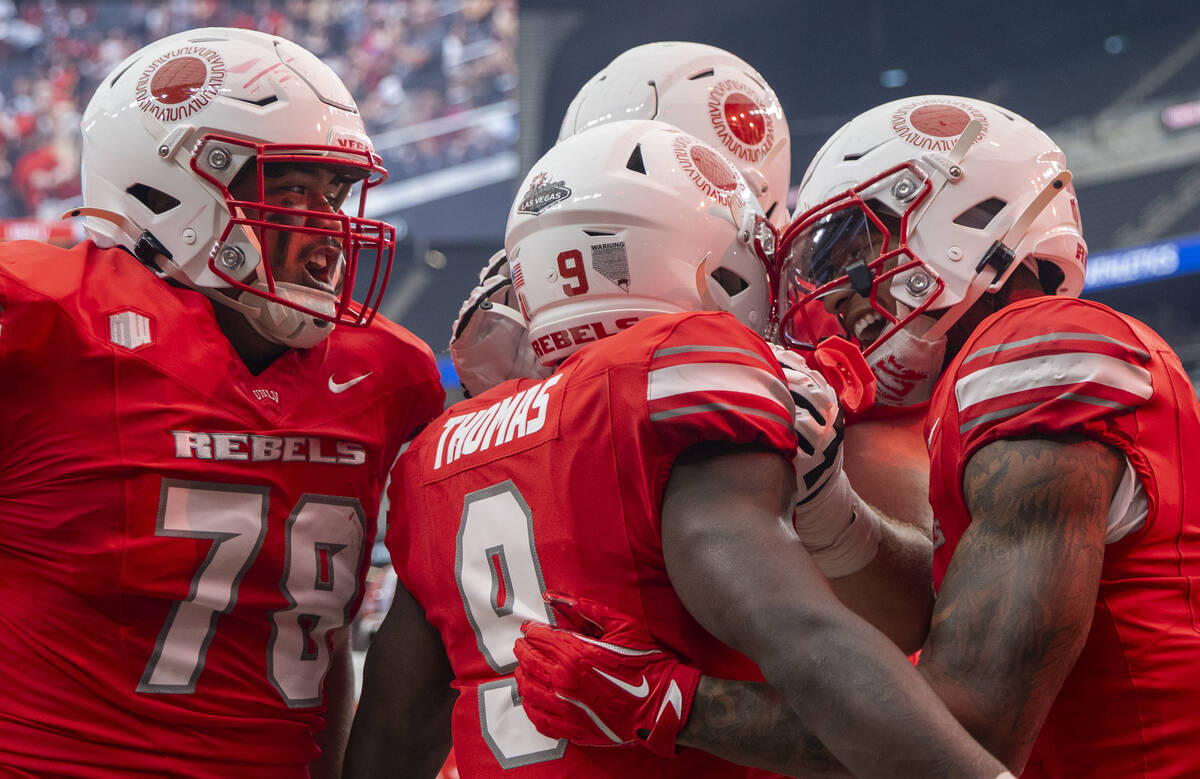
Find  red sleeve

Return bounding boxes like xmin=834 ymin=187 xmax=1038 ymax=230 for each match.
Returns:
xmin=946 ymin=298 xmax=1154 ymax=454
xmin=643 ymin=312 xmax=798 ymax=460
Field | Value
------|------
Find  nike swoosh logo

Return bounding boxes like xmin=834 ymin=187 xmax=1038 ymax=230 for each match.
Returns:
xmin=654 ymin=679 xmax=683 ymax=723
xmin=594 ymin=668 xmax=649 ymax=698
xmin=328 ymin=372 xmax=373 ymax=394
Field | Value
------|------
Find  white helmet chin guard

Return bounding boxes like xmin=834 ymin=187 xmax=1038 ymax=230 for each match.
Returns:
xmin=777 ymin=95 xmax=1086 ymax=404
xmin=507 ymin=119 xmax=778 ymax=366
xmin=558 ymin=41 xmax=791 ymax=228
xmin=78 ymin=26 xmax=396 ymax=348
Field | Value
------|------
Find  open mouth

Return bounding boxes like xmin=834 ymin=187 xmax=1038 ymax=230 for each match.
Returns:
xmin=847 ymin=310 xmax=888 ymax=347
xmin=303 ymin=243 xmax=343 ymax=294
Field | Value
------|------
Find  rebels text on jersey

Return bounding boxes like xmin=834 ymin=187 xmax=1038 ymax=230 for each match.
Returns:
xmin=0 ymin=241 xmax=444 ymax=777
xmin=926 ymin=296 xmax=1200 ymax=779
xmin=389 ymin=311 xmax=798 ymax=778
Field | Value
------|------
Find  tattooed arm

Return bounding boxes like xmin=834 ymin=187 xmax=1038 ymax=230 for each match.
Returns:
xmin=661 ymin=447 xmax=1007 ymax=778
xmin=916 ymin=435 xmax=1121 ymax=771
xmin=678 ymin=677 xmax=848 ymax=777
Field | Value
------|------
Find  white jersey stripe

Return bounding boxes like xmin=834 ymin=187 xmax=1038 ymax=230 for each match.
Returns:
xmin=961 ymin=332 xmax=1150 ymax=365
xmin=955 ymin=352 xmax=1153 ymax=412
xmin=649 ymin=402 xmax=793 ymax=429
xmin=652 ymin=344 xmax=774 ymax=369
xmin=958 ymin=392 xmax=1137 ymax=434
xmin=959 ymin=402 xmax=1040 ymax=433
xmin=649 ymin=361 xmax=793 ymax=411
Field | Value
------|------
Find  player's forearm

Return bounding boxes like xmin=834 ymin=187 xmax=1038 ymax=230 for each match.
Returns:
xmin=342 ymin=661 xmax=454 ymax=779
xmin=678 ymin=677 xmax=851 ymax=777
xmin=343 ymin=587 xmax=457 ymax=779
xmin=310 ymin=630 xmax=354 ymax=779
xmin=758 ymin=608 xmax=1007 ymax=779
xmin=916 ymin=436 xmax=1115 ymax=769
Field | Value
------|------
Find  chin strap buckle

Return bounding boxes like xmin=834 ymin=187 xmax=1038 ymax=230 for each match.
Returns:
xmin=133 ymin=231 xmax=173 ymax=271
xmin=974 ymin=240 xmax=1015 ymax=277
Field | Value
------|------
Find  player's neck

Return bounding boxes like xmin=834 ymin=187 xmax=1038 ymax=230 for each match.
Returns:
xmin=211 ymin=301 xmax=289 ymax=375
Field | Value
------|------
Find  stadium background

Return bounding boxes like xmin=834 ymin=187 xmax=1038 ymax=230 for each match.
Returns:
xmin=6 ymin=0 xmax=1200 ymax=396
xmin=4 ymin=2 xmax=1200 ymax=769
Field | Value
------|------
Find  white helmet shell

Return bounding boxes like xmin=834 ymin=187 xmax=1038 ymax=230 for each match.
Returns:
xmin=558 ymin=42 xmax=791 ymax=227
xmin=508 ymin=119 xmax=774 ymax=366
xmin=80 ymin=26 xmax=395 ymax=347
xmin=782 ymin=95 xmax=1085 ymax=358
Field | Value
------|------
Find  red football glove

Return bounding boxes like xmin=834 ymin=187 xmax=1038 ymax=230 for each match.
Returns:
xmin=513 ymin=591 xmax=701 ymax=759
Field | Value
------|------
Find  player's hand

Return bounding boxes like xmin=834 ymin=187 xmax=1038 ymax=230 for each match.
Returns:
xmin=774 ymin=347 xmax=880 ymax=578
xmin=513 ymin=591 xmax=701 ymax=758
xmin=449 ymin=250 xmax=550 ymax=397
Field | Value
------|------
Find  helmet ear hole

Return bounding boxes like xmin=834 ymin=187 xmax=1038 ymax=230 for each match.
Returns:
xmin=710 ymin=266 xmax=750 ymax=297
xmin=126 ymin=183 xmax=181 ymax=215
xmin=1035 ymin=258 xmax=1066 ymax=295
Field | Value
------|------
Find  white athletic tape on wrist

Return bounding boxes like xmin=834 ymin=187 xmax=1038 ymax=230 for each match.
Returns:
xmin=791 ymin=470 xmax=881 ymax=578
xmin=996 ymin=773 xmax=1017 ymax=779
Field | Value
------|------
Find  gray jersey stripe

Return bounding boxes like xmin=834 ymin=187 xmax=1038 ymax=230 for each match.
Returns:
xmin=959 ymin=392 xmax=1135 ymax=433
xmin=653 ymin=344 xmax=773 ymax=369
xmin=962 ymin=332 xmax=1150 ymax=365
xmin=650 ymin=402 xmax=792 ymax=430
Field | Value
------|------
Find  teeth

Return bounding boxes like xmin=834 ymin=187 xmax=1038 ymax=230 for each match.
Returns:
xmin=853 ymin=312 xmax=884 ymax=340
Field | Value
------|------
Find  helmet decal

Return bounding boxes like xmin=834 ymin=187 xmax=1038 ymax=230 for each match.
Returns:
xmin=136 ymin=46 xmax=226 ymax=121
xmin=674 ymin=137 xmax=740 ymax=205
xmin=518 ymin=172 xmax=572 ymax=215
xmin=890 ymin=98 xmax=989 ymax=152
xmin=707 ymin=78 xmax=775 ymax=162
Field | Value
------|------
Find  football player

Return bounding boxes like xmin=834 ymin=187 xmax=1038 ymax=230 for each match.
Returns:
xmin=448 ymin=41 xmax=791 ymax=399
xmin=0 ymin=28 xmax=444 ymax=778
xmin=514 ymin=96 xmax=1200 ymax=777
xmin=344 ymin=119 xmax=1010 ymax=778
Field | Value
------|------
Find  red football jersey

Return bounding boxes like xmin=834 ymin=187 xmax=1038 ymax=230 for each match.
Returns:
xmin=0 ymin=241 xmax=444 ymax=777
xmin=927 ymin=296 xmax=1200 ymax=778
xmin=389 ymin=311 xmax=797 ymax=777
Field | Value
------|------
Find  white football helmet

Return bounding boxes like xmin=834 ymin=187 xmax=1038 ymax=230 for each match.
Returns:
xmin=777 ymin=95 xmax=1086 ymax=404
xmin=507 ymin=119 xmax=777 ymax=366
xmin=558 ymin=41 xmax=791 ymax=227
xmin=77 ymin=27 xmax=396 ymax=348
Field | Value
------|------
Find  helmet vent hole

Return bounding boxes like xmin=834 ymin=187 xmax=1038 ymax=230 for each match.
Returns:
xmin=764 ymin=202 xmax=778 ymax=221
xmin=583 ymin=229 xmax=616 ymax=237
xmin=843 ymin=140 xmax=887 ymax=162
xmin=230 ymin=95 xmax=279 ymax=108
xmin=687 ymin=68 xmax=715 ymax=81
xmin=953 ymin=197 xmax=1007 ymax=229
xmin=108 ymin=59 xmax=139 ymax=87
xmin=710 ymin=266 xmax=750 ymax=297
xmin=126 ymin=183 xmax=181 ymax=215
xmin=626 ymin=144 xmax=647 ymax=174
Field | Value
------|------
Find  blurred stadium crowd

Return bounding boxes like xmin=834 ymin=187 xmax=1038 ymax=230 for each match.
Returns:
xmin=0 ymin=0 xmax=517 ymax=220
